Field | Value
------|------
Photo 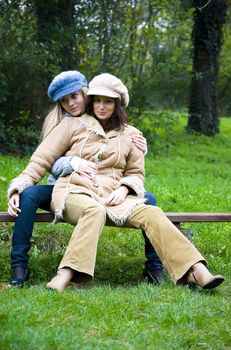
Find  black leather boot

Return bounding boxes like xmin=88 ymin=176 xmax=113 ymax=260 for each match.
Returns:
xmin=11 ymin=267 xmax=29 ymax=287
xmin=144 ymin=269 xmax=165 ymax=285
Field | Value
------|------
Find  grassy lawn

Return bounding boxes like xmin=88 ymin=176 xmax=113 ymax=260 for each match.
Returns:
xmin=0 ymin=117 xmax=230 ymax=349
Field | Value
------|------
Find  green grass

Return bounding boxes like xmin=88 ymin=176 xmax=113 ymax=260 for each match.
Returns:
xmin=0 ymin=117 xmax=231 ymax=349
xmin=0 ymin=285 xmax=230 ymax=350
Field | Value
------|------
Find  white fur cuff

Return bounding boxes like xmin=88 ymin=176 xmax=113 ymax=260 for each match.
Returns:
xmin=118 ymin=176 xmax=144 ymax=198
xmin=7 ymin=176 xmax=34 ymax=200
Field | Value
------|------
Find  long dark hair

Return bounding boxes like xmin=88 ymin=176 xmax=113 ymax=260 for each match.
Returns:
xmin=85 ymin=96 xmax=127 ymax=132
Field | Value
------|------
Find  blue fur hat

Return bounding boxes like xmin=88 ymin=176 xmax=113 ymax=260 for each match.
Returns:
xmin=47 ymin=70 xmax=88 ymax=101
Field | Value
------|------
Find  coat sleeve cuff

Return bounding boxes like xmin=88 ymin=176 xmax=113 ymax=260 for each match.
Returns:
xmin=117 ymin=176 xmax=144 ymax=198
xmin=7 ymin=176 xmax=34 ymax=200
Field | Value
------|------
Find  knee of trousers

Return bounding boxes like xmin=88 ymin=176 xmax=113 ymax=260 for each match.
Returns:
xmin=20 ymin=186 xmax=40 ymax=207
xmin=136 ymin=205 xmax=166 ymax=230
xmin=144 ymin=205 xmax=164 ymax=218
xmin=84 ymin=202 xmax=106 ymax=224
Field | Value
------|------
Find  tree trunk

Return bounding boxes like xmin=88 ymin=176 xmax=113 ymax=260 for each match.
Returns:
xmin=187 ymin=0 xmax=227 ymax=136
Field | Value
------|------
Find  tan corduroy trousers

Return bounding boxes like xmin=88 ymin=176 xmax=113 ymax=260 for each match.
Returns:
xmin=60 ymin=193 xmax=205 ymax=283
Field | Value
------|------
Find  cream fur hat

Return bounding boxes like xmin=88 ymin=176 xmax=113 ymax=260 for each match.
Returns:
xmin=87 ymin=73 xmax=129 ymax=107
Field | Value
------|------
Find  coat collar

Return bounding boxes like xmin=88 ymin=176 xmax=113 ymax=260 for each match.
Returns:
xmin=79 ymin=114 xmax=121 ymax=139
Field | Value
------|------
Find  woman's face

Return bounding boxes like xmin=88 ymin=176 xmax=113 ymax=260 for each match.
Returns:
xmin=60 ymin=91 xmax=85 ymax=116
xmin=93 ymin=95 xmax=116 ymax=123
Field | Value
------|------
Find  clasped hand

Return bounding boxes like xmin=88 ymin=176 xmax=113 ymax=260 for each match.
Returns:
xmin=71 ymin=157 xmax=98 ymax=177
xmin=103 ymin=186 xmax=129 ymax=206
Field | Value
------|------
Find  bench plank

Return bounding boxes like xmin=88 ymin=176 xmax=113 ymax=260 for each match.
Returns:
xmin=1 ymin=212 xmax=231 ymax=225
xmin=0 ymin=212 xmax=54 ymax=223
xmin=166 ymin=212 xmax=231 ymax=223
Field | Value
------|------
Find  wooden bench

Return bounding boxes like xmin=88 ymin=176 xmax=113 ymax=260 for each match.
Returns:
xmin=1 ymin=212 xmax=231 ymax=229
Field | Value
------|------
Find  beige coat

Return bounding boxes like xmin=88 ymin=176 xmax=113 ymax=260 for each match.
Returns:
xmin=8 ymin=114 xmax=145 ymax=224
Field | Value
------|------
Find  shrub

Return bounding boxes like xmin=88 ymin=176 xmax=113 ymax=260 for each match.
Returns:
xmin=129 ymin=108 xmax=183 ymax=148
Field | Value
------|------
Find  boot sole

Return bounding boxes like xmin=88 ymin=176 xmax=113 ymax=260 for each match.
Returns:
xmin=203 ymin=275 xmax=224 ymax=289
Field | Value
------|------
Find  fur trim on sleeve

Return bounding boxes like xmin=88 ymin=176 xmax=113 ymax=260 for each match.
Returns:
xmin=7 ymin=176 xmax=34 ymax=200
xmin=117 ymin=176 xmax=144 ymax=199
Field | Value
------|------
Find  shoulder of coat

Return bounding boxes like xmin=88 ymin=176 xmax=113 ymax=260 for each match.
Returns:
xmin=63 ymin=115 xmax=83 ymax=128
xmin=124 ymin=124 xmax=142 ymax=135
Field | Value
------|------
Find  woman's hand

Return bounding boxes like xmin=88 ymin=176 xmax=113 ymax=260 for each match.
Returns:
xmin=70 ymin=157 xmax=98 ymax=177
xmin=104 ymin=186 xmax=129 ymax=206
xmin=131 ymin=133 xmax=147 ymax=153
xmin=78 ymin=159 xmax=98 ymax=177
xmin=8 ymin=192 xmax=21 ymax=217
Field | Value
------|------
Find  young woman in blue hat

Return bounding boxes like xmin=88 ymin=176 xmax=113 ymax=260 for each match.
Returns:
xmin=8 ymin=73 xmax=224 ymax=292
xmin=8 ymin=70 xmax=164 ymax=287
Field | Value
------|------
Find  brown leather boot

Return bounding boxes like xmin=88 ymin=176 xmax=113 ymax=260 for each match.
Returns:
xmin=187 ymin=262 xmax=224 ymax=289
xmin=46 ymin=267 xmax=74 ymax=292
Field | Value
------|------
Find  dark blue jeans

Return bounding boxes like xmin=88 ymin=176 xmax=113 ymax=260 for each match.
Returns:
xmin=143 ymin=192 xmax=163 ymax=271
xmin=11 ymin=185 xmax=53 ymax=269
xmin=11 ymin=186 xmax=163 ymax=272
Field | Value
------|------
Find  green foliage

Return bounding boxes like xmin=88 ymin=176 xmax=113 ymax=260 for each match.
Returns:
xmin=130 ymin=108 xmax=181 ymax=148
xmin=0 ymin=1 xmax=79 ymax=153
xmin=1 ymin=1 xmax=230 ymax=152
xmin=0 ymin=1 xmax=194 ymax=153
xmin=1 ymin=110 xmax=40 ymax=154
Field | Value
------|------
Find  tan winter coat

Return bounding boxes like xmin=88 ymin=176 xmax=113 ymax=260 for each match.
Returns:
xmin=8 ymin=114 xmax=145 ymax=224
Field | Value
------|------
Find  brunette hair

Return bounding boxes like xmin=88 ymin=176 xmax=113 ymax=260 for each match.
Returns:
xmin=40 ymin=87 xmax=88 ymax=140
xmin=85 ymin=96 xmax=127 ymax=132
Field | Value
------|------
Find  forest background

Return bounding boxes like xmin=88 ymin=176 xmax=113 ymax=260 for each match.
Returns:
xmin=0 ymin=0 xmax=231 ymax=155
